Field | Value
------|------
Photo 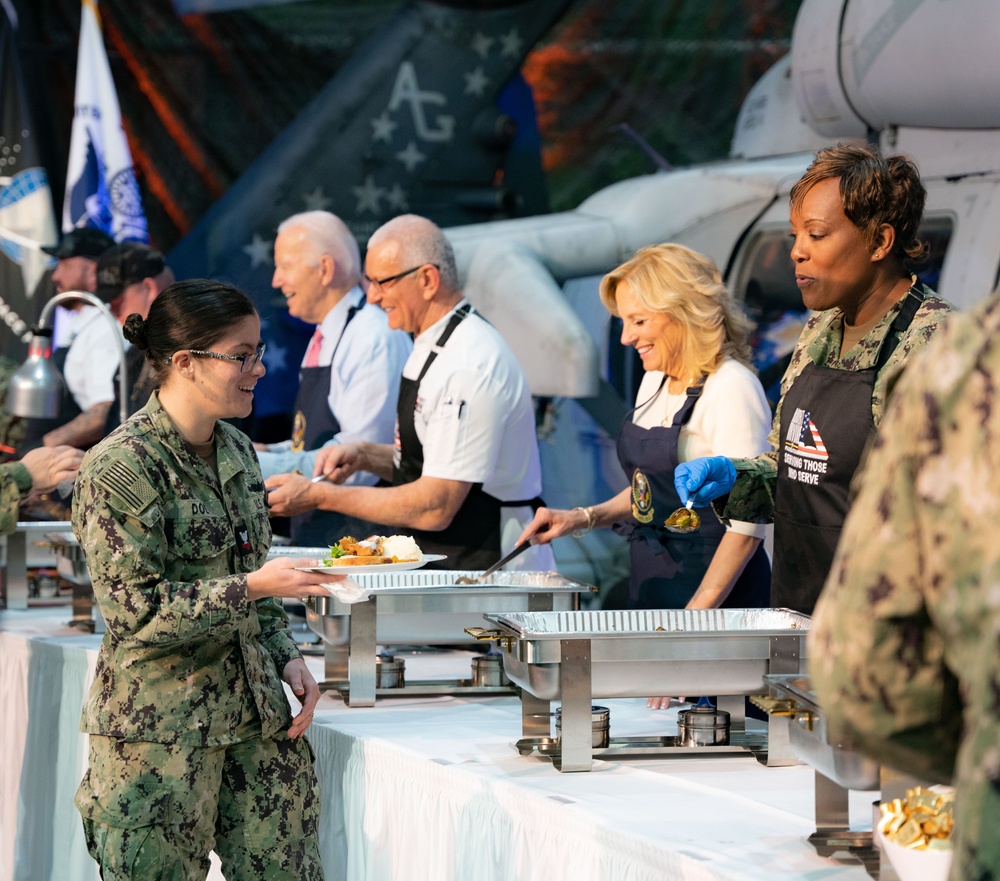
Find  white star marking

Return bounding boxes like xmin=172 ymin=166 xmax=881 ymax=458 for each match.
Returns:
xmin=242 ymin=233 xmax=272 ymax=268
xmin=263 ymin=341 xmax=288 ymax=374
xmin=499 ymin=28 xmax=523 ymax=58
xmin=471 ymin=31 xmax=494 ymax=60
xmin=396 ymin=141 xmax=426 ymax=173
xmin=370 ymin=111 xmax=397 ymax=143
xmin=464 ymin=66 xmax=489 ymax=97
xmin=302 ymin=186 xmax=332 ymax=211
xmin=352 ymin=175 xmax=386 ymax=214
xmin=385 ymin=184 xmax=409 ymax=211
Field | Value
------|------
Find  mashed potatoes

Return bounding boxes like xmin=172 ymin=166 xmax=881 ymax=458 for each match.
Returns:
xmin=380 ymin=535 xmax=422 ymax=561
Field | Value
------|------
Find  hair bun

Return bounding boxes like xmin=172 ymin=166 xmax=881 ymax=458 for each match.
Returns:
xmin=122 ymin=313 xmax=149 ymax=349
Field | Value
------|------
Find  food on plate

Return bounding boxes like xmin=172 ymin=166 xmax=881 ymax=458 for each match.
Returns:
xmin=323 ymin=534 xmax=423 ymax=566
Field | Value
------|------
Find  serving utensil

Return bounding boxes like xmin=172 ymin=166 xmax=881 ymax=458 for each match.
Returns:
xmin=663 ymin=499 xmax=701 ymax=533
xmin=266 ymin=473 xmax=330 ymax=495
xmin=455 ymin=540 xmax=532 ymax=584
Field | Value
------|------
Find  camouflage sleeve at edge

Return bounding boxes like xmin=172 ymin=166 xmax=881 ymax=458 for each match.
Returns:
xmin=0 ymin=461 xmax=31 ymax=537
xmin=713 ymin=454 xmax=778 ymax=525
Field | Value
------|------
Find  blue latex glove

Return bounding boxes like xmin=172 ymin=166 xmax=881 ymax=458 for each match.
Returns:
xmin=674 ymin=456 xmax=736 ymax=508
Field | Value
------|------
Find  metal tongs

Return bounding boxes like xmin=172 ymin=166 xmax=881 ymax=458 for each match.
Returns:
xmin=455 ymin=540 xmax=532 ymax=584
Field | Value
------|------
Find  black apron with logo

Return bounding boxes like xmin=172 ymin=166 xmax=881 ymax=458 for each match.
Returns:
xmin=287 ymin=297 xmax=379 ymax=546
xmin=392 ymin=305 xmax=538 ymax=571
xmin=772 ymin=286 xmax=925 ymax=614
xmin=19 ymin=345 xmax=82 ymax=453
xmin=614 ymin=380 xmax=770 ymax=610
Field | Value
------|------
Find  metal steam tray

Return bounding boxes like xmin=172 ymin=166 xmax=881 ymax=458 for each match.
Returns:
xmin=287 ymin=554 xmax=593 ymax=707
xmin=758 ymin=674 xmax=887 ymax=876
xmin=471 ymin=608 xmax=810 ymax=772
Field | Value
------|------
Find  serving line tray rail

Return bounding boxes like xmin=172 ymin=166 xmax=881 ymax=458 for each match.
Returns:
xmin=473 ymin=608 xmax=810 ymax=772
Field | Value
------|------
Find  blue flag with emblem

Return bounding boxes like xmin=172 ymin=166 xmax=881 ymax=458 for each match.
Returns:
xmin=62 ymin=0 xmax=147 ymax=242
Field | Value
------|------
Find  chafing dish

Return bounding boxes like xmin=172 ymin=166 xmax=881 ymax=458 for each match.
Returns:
xmin=471 ymin=608 xmax=809 ymax=772
xmin=759 ymin=674 xmax=929 ymax=879
xmin=1 ymin=520 xmax=70 ymax=610
xmin=280 ymin=550 xmax=594 ymax=707
xmin=39 ymin=529 xmax=103 ymax=630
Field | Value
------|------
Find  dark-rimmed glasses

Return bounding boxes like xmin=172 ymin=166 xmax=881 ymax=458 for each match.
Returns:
xmin=364 ymin=263 xmax=439 ymax=290
xmin=187 ymin=344 xmax=266 ymax=373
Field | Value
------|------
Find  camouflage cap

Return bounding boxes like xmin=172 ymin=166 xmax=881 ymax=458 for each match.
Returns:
xmin=41 ymin=227 xmax=114 ymax=260
xmin=96 ymin=243 xmax=167 ymax=303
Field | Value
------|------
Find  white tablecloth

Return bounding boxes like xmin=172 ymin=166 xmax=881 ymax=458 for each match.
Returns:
xmin=0 ymin=609 xmax=877 ymax=881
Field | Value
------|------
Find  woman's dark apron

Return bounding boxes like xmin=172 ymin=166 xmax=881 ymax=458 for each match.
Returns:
xmin=393 ymin=305 xmax=539 ymax=571
xmin=614 ymin=380 xmax=770 ymax=610
xmin=772 ymin=287 xmax=925 ymax=614
xmin=287 ymin=296 xmax=377 ymax=545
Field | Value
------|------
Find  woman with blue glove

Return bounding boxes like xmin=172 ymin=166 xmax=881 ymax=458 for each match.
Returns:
xmin=675 ymin=143 xmax=953 ymax=615
xmin=519 ymin=243 xmax=771 ymax=610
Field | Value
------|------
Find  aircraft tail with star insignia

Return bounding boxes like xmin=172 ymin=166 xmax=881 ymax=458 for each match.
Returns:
xmin=167 ymin=0 xmax=570 ymax=432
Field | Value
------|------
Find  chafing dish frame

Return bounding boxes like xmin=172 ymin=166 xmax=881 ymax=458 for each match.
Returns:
xmin=760 ymin=674 xmax=930 ymax=879
xmin=478 ymin=608 xmax=809 ymax=772
xmin=295 ymin=565 xmax=594 ymax=707
xmin=1 ymin=520 xmax=71 ymax=610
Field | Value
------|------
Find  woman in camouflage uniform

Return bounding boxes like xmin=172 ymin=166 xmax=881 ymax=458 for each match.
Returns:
xmin=675 ymin=142 xmax=954 ymax=615
xmin=72 ymin=280 xmax=334 ymax=880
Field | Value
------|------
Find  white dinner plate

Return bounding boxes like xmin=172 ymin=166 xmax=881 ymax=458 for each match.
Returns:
xmin=296 ymin=554 xmax=447 ymax=575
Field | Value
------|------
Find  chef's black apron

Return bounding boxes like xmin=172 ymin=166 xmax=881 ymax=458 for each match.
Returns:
xmin=19 ymin=345 xmax=81 ymax=453
xmin=614 ymin=379 xmax=770 ymax=609
xmin=286 ymin=295 xmax=380 ymax=546
xmin=772 ymin=286 xmax=925 ymax=614
xmin=393 ymin=304 xmax=540 ymax=571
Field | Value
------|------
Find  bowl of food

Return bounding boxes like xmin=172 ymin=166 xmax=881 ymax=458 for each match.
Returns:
xmin=876 ymin=787 xmax=954 ymax=881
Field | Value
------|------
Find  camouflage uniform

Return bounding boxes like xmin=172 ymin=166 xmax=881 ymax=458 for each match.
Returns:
xmin=72 ymin=392 xmax=323 ymax=880
xmin=718 ymin=284 xmax=954 ymax=524
xmin=810 ymin=293 xmax=1000 ymax=881
xmin=0 ymin=354 xmax=26 ymax=454
xmin=0 ymin=461 xmax=32 ymax=536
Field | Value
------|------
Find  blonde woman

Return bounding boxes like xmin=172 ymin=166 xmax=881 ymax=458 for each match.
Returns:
xmin=519 ymin=243 xmax=771 ymax=610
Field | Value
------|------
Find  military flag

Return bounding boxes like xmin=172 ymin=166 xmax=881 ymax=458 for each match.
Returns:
xmin=63 ymin=0 xmax=147 ymax=242
xmin=0 ymin=2 xmax=58 ymax=362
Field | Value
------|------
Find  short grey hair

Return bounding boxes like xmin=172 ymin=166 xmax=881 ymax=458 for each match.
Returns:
xmin=278 ymin=210 xmax=360 ymax=282
xmin=368 ymin=214 xmax=459 ymax=291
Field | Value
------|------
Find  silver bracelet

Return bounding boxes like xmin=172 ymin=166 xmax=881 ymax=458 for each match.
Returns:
xmin=571 ymin=506 xmax=595 ymax=538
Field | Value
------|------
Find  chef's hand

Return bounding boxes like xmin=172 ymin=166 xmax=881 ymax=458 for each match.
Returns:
xmin=674 ymin=457 xmax=736 ymax=507
xmin=515 ymin=506 xmax=580 ymax=546
xmin=247 ymin=556 xmax=343 ymax=600
xmin=265 ymin=472 xmax=324 ymax=517
xmin=284 ymin=657 xmax=320 ymax=739
xmin=647 ymin=696 xmax=688 ymax=710
xmin=313 ymin=443 xmax=363 ymax=484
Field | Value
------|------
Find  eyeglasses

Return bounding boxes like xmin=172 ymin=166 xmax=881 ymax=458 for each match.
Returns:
xmin=187 ymin=344 xmax=266 ymax=373
xmin=364 ymin=263 xmax=438 ymax=291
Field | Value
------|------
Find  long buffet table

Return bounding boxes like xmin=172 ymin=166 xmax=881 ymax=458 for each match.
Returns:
xmin=0 ymin=607 xmax=878 ymax=881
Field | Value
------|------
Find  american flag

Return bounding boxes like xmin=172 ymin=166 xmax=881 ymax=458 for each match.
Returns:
xmin=784 ymin=407 xmax=829 ymax=461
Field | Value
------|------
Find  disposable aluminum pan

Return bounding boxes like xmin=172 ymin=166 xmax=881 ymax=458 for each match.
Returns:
xmin=483 ymin=608 xmax=810 ymax=700
xmin=277 ymin=549 xmax=593 ymax=647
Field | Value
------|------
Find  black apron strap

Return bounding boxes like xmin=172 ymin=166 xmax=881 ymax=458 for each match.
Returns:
xmin=874 ymin=284 xmax=926 ymax=372
xmin=415 ymin=303 xmax=472 ymax=383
